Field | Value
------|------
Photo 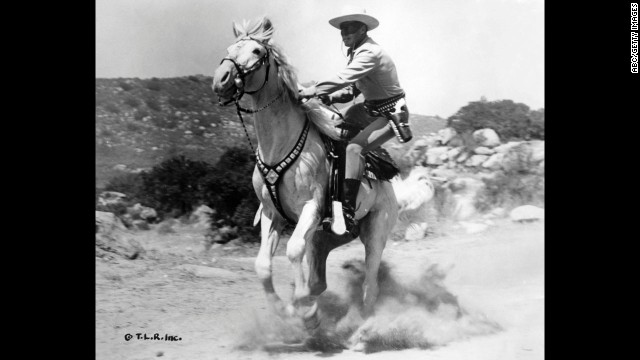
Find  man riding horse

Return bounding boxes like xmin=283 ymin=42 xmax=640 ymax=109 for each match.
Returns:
xmin=299 ymin=8 xmax=413 ymax=239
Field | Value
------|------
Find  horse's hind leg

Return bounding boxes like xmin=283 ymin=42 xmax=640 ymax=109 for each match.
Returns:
xmin=358 ymin=206 xmax=396 ymax=317
xmin=254 ymin=211 xmax=292 ymax=316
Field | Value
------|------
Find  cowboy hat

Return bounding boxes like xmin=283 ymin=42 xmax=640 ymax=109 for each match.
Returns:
xmin=328 ymin=7 xmax=379 ymax=31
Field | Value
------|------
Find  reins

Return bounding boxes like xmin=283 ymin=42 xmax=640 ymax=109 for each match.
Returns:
xmin=217 ymin=38 xmax=283 ymax=154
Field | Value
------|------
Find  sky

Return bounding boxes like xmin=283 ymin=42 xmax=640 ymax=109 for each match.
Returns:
xmin=96 ymin=0 xmax=544 ymax=118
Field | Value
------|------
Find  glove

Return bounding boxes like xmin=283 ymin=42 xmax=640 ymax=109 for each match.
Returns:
xmin=318 ymin=94 xmax=332 ymax=106
xmin=298 ymin=86 xmax=317 ymax=99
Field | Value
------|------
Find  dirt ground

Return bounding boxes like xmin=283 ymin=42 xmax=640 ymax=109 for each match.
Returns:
xmin=96 ymin=218 xmax=544 ymax=360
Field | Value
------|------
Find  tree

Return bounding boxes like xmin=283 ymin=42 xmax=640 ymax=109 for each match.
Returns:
xmin=447 ymin=99 xmax=543 ymax=141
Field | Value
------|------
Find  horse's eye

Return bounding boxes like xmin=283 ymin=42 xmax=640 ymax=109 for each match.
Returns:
xmin=252 ymin=49 xmax=261 ymax=56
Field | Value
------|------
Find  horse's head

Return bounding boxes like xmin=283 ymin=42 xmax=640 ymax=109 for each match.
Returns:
xmin=212 ymin=17 xmax=276 ymax=101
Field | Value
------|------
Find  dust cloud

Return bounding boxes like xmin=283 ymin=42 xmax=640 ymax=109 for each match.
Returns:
xmin=233 ymin=258 xmax=502 ymax=354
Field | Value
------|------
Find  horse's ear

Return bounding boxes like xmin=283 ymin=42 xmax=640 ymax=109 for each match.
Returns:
xmin=262 ymin=17 xmax=273 ymax=31
xmin=232 ymin=21 xmax=242 ymax=38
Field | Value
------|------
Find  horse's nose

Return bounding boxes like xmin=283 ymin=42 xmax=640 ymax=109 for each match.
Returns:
xmin=212 ymin=64 xmax=233 ymax=94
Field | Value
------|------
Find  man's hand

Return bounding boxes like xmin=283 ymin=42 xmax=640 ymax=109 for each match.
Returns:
xmin=298 ymin=86 xmax=317 ymax=99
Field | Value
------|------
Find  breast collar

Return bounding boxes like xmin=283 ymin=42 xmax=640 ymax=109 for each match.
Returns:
xmin=255 ymin=118 xmax=311 ymax=225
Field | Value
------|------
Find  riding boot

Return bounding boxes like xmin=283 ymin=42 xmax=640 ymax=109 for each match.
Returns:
xmin=342 ymin=178 xmax=361 ymax=238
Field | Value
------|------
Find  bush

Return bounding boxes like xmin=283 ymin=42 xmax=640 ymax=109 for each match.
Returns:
xmin=134 ymin=109 xmax=149 ymax=121
xmin=200 ymin=147 xmax=256 ymax=218
xmin=447 ymin=99 xmax=544 ymax=141
xmin=104 ymin=103 xmax=120 ymax=114
xmin=124 ymin=96 xmax=140 ymax=108
xmin=145 ymin=98 xmax=162 ymax=111
xmin=119 ymin=81 xmax=134 ymax=91
xmin=145 ymin=78 xmax=163 ymax=91
xmin=168 ymin=98 xmax=190 ymax=109
xmin=140 ymin=155 xmax=213 ymax=217
xmin=475 ymin=171 xmax=544 ymax=212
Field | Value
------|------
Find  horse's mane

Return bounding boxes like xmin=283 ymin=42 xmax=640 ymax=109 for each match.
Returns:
xmin=233 ymin=17 xmax=343 ymax=140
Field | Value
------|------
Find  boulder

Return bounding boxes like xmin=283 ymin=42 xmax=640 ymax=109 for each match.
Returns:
xmin=448 ymin=177 xmax=485 ymax=220
xmin=95 ymin=211 xmax=144 ymax=259
xmin=473 ymin=146 xmax=495 ymax=155
xmin=465 ymin=154 xmax=489 ymax=167
xmin=482 ymin=153 xmax=505 ymax=170
xmin=493 ymin=141 xmax=521 ymax=154
xmin=404 ymin=138 xmax=431 ymax=165
xmin=438 ymin=127 xmax=458 ymax=145
xmin=529 ymin=140 xmax=545 ymax=163
xmin=501 ymin=142 xmax=543 ymax=173
xmin=140 ymin=207 xmax=157 ymax=222
xmin=509 ymin=205 xmax=544 ymax=222
xmin=473 ymin=129 xmax=501 ymax=147
xmin=404 ymin=222 xmax=429 ymax=241
xmin=98 ymin=191 xmax=127 ymax=207
xmin=446 ymin=147 xmax=464 ymax=162
xmin=456 ymin=151 xmax=471 ymax=163
xmin=190 ymin=205 xmax=215 ymax=226
xmin=113 ymin=164 xmax=128 ymax=171
xmin=425 ymin=146 xmax=449 ymax=166
xmin=132 ymin=219 xmax=150 ymax=231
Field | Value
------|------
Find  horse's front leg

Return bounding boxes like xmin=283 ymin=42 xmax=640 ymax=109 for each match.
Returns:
xmin=286 ymin=201 xmax=321 ymax=311
xmin=254 ymin=209 xmax=293 ymax=317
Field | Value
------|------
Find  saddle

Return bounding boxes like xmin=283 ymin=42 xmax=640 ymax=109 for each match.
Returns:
xmin=319 ymin=123 xmax=400 ymax=233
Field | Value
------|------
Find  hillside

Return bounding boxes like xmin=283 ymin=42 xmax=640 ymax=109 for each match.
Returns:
xmin=95 ymin=76 xmax=446 ymax=187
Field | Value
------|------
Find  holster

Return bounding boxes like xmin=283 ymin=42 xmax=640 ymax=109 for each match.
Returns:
xmin=385 ymin=108 xmax=413 ymax=143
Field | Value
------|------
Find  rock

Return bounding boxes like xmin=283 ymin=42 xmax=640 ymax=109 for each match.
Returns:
xmin=502 ymin=142 xmax=544 ymax=173
xmin=190 ymin=205 xmax=215 ymax=226
xmin=113 ymin=164 xmax=128 ymax=171
xmin=425 ymin=146 xmax=449 ymax=166
xmin=132 ymin=219 xmax=150 ymax=231
xmin=459 ymin=221 xmax=489 ymax=234
xmin=448 ymin=177 xmax=485 ymax=220
xmin=465 ymin=154 xmax=489 ymax=167
xmin=140 ymin=207 xmax=157 ymax=222
xmin=482 ymin=153 xmax=505 ymax=170
xmin=509 ymin=205 xmax=545 ymax=222
xmin=438 ymin=127 xmax=458 ymax=145
xmin=473 ymin=129 xmax=501 ymax=147
xmin=473 ymin=146 xmax=495 ymax=155
xmin=404 ymin=222 xmax=429 ymax=241
xmin=446 ymin=147 xmax=463 ymax=162
xmin=529 ymin=140 xmax=545 ymax=163
xmin=456 ymin=151 xmax=470 ymax=163
xmin=493 ymin=141 xmax=521 ymax=154
xmin=404 ymin=138 xmax=431 ymax=165
xmin=95 ymin=211 xmax=144 ymax=259
xmin=175 ymin=264 xmax=244 ymax=279
xmin=98 ymin=191 xmax=127 ymax=207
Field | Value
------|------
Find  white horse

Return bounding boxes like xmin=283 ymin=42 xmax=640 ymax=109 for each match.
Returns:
xmin=212 ymin=17 xmax=398 ymax=344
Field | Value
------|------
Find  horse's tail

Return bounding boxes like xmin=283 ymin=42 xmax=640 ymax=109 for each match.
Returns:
xmin=301 ymin=100 xmax=343 ymax=141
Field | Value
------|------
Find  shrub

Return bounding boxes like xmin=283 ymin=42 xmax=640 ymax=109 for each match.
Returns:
xmin=145 ymin=78 xmax=162 ymax=91
xmin=104 ymin=172 xmax=146 ymax=201
xmin=168 ymin=98 xmax=190 ymax=109
xmin=188 ymin=75 xmax=200 ymax=83
xmin=145 ymin=98 xmax=162 ymax=111
xmin=124 ymin=96 xmax=140 ymax=108
xmin=140 ymin=155 xmax=213 ymax=217
xmin=134 ymin=109 xmax=149 ymax=121
xmin=119 ymin=81 xmax=134 ymax=91
xmin=104 ymin=103 xmax=120 ymax=114
xmin=126 ymin=122 xmax=142 ymax=132
xmin=150 ymin=115 xmax=178 ymax=129
xmin=447 ymin=99 xmax=544 ymax=141
xmin=200 ymin=147 xmax=256 ymax=219
xmin=475 ymin=171 xmax=544 ymax=212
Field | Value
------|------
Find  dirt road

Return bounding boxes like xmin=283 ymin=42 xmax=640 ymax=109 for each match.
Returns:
xmin=96 ymin=219 xmax=544 ymax=360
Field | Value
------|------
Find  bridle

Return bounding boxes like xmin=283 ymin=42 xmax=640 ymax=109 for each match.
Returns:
xmin=218 ymin=37 xmax=277 ymax=107
xmin=216 ymin=37 xmax=286 ymax=153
